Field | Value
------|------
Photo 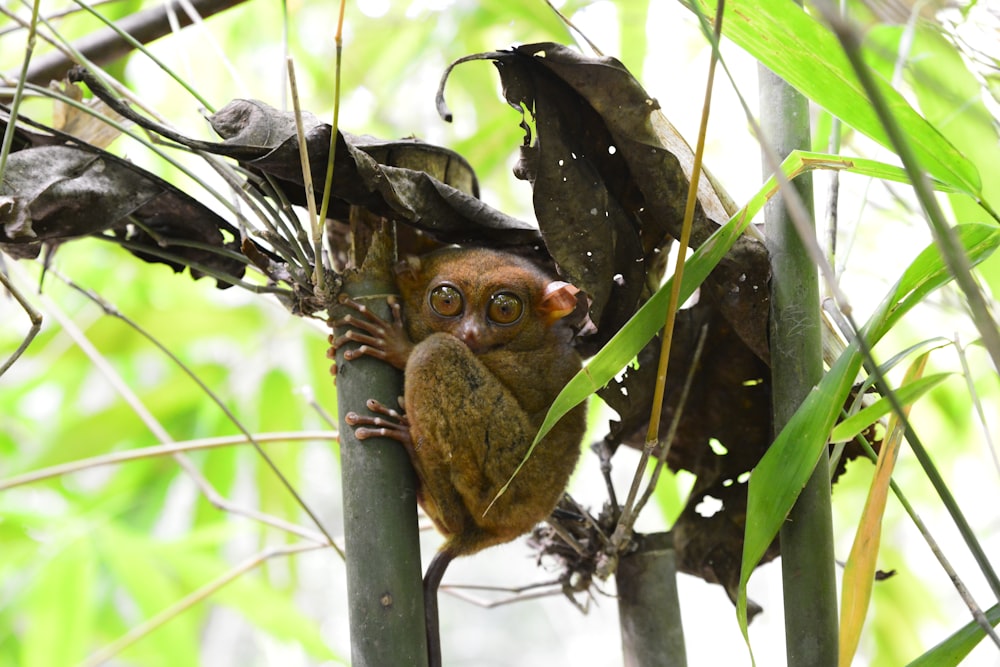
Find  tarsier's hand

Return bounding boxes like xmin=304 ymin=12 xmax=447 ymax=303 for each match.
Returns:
xmin=329 ymin=294 xmax=413 ymax=374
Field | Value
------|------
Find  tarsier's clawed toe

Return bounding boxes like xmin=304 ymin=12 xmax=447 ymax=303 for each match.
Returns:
xmin=345 ymin=407 xmax=411 ymax=445
xmin=345 ymin=410 xmax=377 ymax=426
xmin=366 ymin=398 xmax=405 ymax=420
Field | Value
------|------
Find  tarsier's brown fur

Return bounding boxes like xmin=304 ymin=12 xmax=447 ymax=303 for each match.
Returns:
xmin=333 ymin=247 xmax=586 ymax=666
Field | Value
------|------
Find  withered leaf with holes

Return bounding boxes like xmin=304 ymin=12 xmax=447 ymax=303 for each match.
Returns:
xmin=0 ymin=109 xmax=245 ymax=286
xmin=67 ymin=67 xmax=542 ymax=257
xmin=438 ymin=42 xmax=770 ymax=357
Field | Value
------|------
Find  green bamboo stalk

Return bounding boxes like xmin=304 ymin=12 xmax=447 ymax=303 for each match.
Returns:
xmin=333 ymin=219 xmax=428 ymax=666
xmin=617 ymin=532 xmax=687 ymax=667
xmin=758 ymin=65 xmax=839 ymax=665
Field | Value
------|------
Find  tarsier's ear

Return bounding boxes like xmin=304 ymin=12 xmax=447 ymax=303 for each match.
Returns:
xmin=394 ymin=255 xmax=423 ymax=288
xmin=537 ymin=281 xmax=580 ymax=325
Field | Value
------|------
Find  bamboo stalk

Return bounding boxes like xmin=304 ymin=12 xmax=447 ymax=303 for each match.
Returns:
xmin=333 ymin=218 xmax=428 ymax=666
xmin=617 ymin=532 xmax=687 ymax=667
xmin=758 ymin=64 xmax=839 ymax=665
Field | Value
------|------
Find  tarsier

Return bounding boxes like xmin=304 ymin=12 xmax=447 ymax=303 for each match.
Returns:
xmin=332 ymin=246 xmax=587 ymax=666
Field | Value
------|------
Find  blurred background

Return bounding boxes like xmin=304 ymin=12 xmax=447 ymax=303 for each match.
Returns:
xmin=2 ymin=1 xmax=999 ymax=665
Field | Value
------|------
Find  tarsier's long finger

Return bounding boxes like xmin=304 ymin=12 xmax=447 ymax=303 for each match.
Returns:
xmin=326 ymin=335 xmax=338 ymax=376
xmin=344 ymin=345 xmax=390 ymax=362
xmin=365 ymin=397 xmax=406 ymax=421
xmin=345 ymin=411 xmax=409 ymax=444
xmin=337 ymin=294 xmax=388 ymax=323
xmin=333 ymin=313 xmax=389 ymax=340
xmin=331 ymin=329 xmax=387 ymax=354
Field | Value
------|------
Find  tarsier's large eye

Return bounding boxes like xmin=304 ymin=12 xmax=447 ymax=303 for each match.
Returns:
xmin=487 ymin=292 xmax=524 ymax=325
xmin=429 ymin=285 xmax=464 ymax=317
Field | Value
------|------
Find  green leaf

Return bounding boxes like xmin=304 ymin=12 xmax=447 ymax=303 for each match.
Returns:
xmin=533 ymin=196 xmax=755 ymax=445
xmin=906 ymin=602 xmax=1000 ymax=666
xmin=98 ymin=524 xmax=202 ymax=666
xmin=535 ymin=145 xmax=960 ymax=452
xmin=737 ymin=223 xmax=1000 ymax=636
xmin=830 ymin=373 xmax=952 ymax=443
xmin=20 ymin=535 xmax=96 ymax=667
xmin=757 ymin=151 xmax=962 ymax=199
xmin=868 ymin=24 xmax=1000 ymax=220
xmin=686 ymin=0 xmax=982 ymax=197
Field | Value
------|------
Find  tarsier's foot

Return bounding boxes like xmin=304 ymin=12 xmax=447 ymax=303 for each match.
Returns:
xmin=345 ymin=398 xmax=412 ymax=447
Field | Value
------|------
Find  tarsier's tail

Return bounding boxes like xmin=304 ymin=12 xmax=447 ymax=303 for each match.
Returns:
xmin=423 ymin=549 xmax=456 ymax=667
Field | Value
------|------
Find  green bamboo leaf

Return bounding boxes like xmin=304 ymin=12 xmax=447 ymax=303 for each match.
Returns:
xmin=830 ymin=373 xmax=952 ymax=444
xmin=907 ymin=602 xmax=1000 ymax=667
xmin=536 ymin=146 xmax=960 ymax=451
xmin=490 ymin=202 xmax=755 ymax=506
xmin=758 ymin=151 xmax=961 ymax=199
xmin=534 ymin=203 xmax=753 ymax=448
xmin=98 ymin=524 xmax=202 ymax=665
xmin=867 ymin=24 xmax=1000 ymax=222
xmin=686 ymin=0 xmax=982 ymax=197
xmin=852 ymin=337 xmax=952 ymax=402
xmin=20 ymin=535 xmax=95 ymax=667
xmin=737 ymin=223 xmax=1000 ymax=637
xmin=526 ymin=150 xmax=981 ymax=507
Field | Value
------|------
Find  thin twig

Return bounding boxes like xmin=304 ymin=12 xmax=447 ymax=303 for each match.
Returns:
xmin=954 ymin=334 xmax=1000 ymax=481
xmin=286 ymin=57 xmax=324 ymax=292
xmin=304 ymin=385 xmax=339 ymax=430
xmin=0 ymin=0 xmax=39 ymax=176
xmin=316 ymin=0 xmax=346 ymax=244
xmin=0 ymin=430 xmax=337 ymax=491
xmin=542 ymin=0 xmax=603 ymax=56
xmin=0 ymin=269 xmax=43 ymax=377
xmin=0 ymin=0 xmax=118 ymax=39
xmin=632 ymin=323 xmax=710 ymax=520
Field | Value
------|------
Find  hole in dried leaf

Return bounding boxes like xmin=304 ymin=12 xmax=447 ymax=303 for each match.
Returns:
xmin=695 ymin=495 xmax=724 ymax=518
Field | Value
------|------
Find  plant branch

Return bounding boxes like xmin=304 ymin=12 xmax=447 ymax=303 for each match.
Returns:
xmin=0 ymin=430 xmax=336 ymax=491
xmin=0 ymin=268 xmax=43 ymax=377
xmin=14 ymin=0 xmax=246 ymax=88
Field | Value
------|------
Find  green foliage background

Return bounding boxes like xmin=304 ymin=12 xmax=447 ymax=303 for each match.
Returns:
xmin=2 ymin=1 xmax=999 ymax=665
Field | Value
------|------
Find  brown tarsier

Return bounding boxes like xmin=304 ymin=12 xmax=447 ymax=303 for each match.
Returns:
xmin=332 ymin=246 xmax=587 ymax=667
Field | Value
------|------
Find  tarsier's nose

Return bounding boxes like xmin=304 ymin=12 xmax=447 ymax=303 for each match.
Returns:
xmin=454 ymin=319 xmax=485 ymax=351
